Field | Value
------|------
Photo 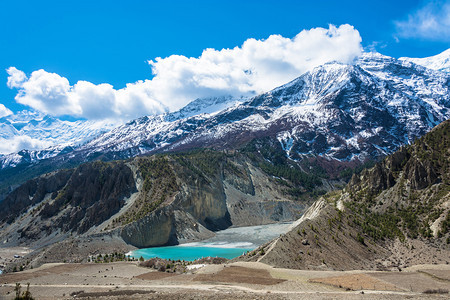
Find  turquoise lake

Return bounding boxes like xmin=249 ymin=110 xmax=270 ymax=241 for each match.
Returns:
xmin=131 ymin=245 xmax=253 ymax=261
xmin=129 ymin=222 xmax=294 ymax=261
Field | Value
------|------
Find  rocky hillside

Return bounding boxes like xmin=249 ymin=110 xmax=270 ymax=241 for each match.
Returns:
xmin=0 ymin=148 xmax=325 ymax=252
xmin=241 ymin=119 xmax=450 ymax=270
xmin=0 ymin=161 xmax=137 ymax=248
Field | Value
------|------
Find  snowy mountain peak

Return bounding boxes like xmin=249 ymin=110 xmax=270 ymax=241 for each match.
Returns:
xmin=167 ymin=95 xmax=247 ymax=121
xmin=249 ymin=63 xmax=354 ymax=109
xmin=400 ymin=48 xmax=450 ymax=73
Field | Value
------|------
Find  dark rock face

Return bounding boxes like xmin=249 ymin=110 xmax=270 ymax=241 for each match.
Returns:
xmin=0 ymin=169 xmax=73 ymax=224
xmin=121 ymin=208 xmax=176 ymax=247
xmin=38 ymin=161 xmax=136 ymax=234
xmin=174 ymin=165 xmax=230 ymax=232
xmin=350 ymin=163 xmax=396 ymax=195
xmin=0 ymin=161 xmax=136 ymax=244
xmin=404 ymin=159 xmax=438 ymax=189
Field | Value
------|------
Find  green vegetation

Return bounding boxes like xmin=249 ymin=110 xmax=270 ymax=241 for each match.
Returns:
xmin=113 ymin=156 xmax=178 ymax=226
xmin=89 ymin=252 xmax=135 ymax=263
xmin=173 ymin=149 xmax=227 ymax=179
xmin=240 ymin=137 xmax=327 ymax=199
xmin=139 ymin=157 xmax=178 ymax=193
xmin=342 ymin=120 xmax=450 ymax=243
xmin=259 ymin=162 xmax=322 ymax=190
xmin=14 ymin=283 xmax=33 ymax=300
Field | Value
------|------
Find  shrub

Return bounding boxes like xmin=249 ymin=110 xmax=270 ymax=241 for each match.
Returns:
xmin=423 ymin=289 xmax=448 ymax=294
xmin=356 ymin=233 xmax=366 ymax=245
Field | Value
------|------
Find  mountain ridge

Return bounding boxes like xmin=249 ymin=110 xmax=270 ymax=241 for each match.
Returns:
xmin=0 ymin=52 xmax=449 ymax=168
xmin=68 ymin=52 xmax=450 ymax=162
xmin=0 ymin=50 xmax=450 ymax=161
xmin=400 ymin=48 xmax=450 ymax=73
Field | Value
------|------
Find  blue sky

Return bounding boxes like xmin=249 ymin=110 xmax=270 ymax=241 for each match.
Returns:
xmin=1 ymin=0 xmax=449 ymax=119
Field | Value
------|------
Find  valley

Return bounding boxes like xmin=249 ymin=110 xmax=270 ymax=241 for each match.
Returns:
xmin=0 ymin=49 xmax=449 ymax=298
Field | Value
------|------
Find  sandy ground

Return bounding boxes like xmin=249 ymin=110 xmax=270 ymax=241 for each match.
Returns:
xmin=0 ymin=261 xmax=449 ymax=299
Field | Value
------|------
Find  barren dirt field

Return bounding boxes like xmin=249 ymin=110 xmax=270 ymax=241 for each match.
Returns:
xmin=0 ymin=261 xmax=449 ymax=299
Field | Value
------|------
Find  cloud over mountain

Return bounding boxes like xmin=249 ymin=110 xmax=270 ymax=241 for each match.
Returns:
xmin=0 ymin=135 xmax=53 ymax=154
xmin=6 ymin=24 xmax=362 ymax=121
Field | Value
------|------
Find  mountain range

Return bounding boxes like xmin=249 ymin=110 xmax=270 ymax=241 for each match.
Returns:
xmin=78 ymin=52 xmax=449 ymax=162
xmin=0 ymin=111 xmax=118 ymax=167
xmin=2 ymin=50 xmax=449 ymax=161
xmin=1 ymin=51 xmax=449 ymax=186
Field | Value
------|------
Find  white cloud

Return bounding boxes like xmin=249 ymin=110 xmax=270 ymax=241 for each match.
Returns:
xmin=395 ymin=1 xmax=450 ymax=41
xmin=9 ymin=70 xmax=168 ymax=121
xmin=0 ymin=104 xmax=13 ymax=118
xmin=7 ymin=24 xmax=362 ymax=121
xmin=16 ymin=69 xmax=79 ymax=116
xmin=0 ymin=135 xmax=53 ymax=154
xmin=148 ymin=24 xmax=362 ymax=111
xmin=6 ymin=67 xmax=27 ymax=88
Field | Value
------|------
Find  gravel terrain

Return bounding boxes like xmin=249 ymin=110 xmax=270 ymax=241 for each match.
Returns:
xmin=0 ymin=261 xmax=448 ymax=299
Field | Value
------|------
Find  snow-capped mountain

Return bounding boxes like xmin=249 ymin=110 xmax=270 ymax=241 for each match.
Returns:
xmin=0 ymin=111 xmax=119 ymax=168
xmin=0 ymin=111 xmax=117 ymax=144
xmin=72 ymin=95 xmax=247 ymax=159
xmin=400 ymin=48 xmax=450 ymax=73
xmin=1 ymin=50 xmax=449 ymax=171
xmin=0 ymin=96 xmax=245 ymax=169
xmin=67 ymin=51 xmax=450 ymax=163
xmin=167 ymin=95 xmax=246 ymax=121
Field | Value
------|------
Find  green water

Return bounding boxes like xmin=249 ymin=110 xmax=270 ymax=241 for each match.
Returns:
xmin=130 ymin=245 xmax=253 ymax=261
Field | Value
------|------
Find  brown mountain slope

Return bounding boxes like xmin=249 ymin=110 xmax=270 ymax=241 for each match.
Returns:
xmin=240 ymin=120 xmax=450 ymax=270
xmin=0 ymin=150 xmax=314 ymax=253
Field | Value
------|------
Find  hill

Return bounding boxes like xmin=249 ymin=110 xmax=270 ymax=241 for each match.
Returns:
xmin=241 ymin=120 xmax=450 ymax=270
